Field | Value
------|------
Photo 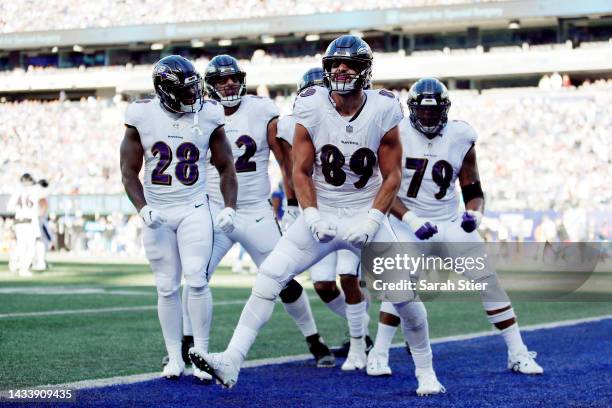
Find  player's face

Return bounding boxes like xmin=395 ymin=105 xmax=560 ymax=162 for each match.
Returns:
xmin=214 ymin=75 xmax=241 ymax=97
xmin=330 ymin=60 xmax=360 ymax=82
xmin=415 ymin=106 xmax=443 ymax=128
xmin=174 ymin=83 xmax=198 ymax=106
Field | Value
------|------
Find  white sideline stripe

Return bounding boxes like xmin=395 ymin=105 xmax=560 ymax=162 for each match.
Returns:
xmin=0 ymin=299 xmax=248 ymax=319
xmin=42 ymin=314 xmax=612 ymax=391
xmin=0 ymin=296 xmax=321 ymax=319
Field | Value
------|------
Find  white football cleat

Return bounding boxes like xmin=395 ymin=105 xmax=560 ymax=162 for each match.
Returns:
xmin=189 ymin=348 xmax=239 ymax=388
xmin=192 ymin=364 xmax=213 ymax=383
xmin=366 ymin=351 xmax=392 ymax=376
xmin=508 ymin=350 xmax=544 ymax=374
xmin=161 ymin=360 xmax=185 ymax=380
xmin=341 ymin=337 xmax=367 ymax=371
xmin=415 ymin=368 xmax=445 ymax=396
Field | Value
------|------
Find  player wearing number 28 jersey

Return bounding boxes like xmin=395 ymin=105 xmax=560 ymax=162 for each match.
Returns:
xmin=190 ymin=36 xmax=437 ymax=392
xmin=120 ymin=55 xmax=238 ymax=381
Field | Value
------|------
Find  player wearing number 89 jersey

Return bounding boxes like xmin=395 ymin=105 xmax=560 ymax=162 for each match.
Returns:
xmin=121 ymin=55 xmax=238 ymax=381
xmin=190 ymin=36 xmax=435 ymax=393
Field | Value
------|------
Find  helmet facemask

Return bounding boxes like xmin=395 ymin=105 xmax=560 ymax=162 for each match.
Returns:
xmin=323 ymin=58 xmax=371 ymax=95
xmin=409 ymin=96 xmax=450 ymax=138
xmin=206 ymin=73 xmax=246 ymax=107
xmin=157 ymin=75 xmax=203 ymax=114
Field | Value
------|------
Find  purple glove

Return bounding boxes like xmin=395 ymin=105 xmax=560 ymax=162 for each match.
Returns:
xmin=403 ymin=212 xmax=438 ymax=240
xmin=461 ymin=210 xmax=482 ymax=233
xmin=415 ymin=222 xmax=438 ymax=240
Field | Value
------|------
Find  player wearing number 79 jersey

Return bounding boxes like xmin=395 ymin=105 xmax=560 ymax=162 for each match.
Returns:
xmin=120 ymin=55 xmax=238 ymax=381
xmin=368 ymin=78 xmax=543 ymax=387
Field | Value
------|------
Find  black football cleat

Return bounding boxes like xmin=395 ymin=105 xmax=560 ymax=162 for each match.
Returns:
xmin=162 ymin=335 xmax=194 ymax=367
xmin=306 ymin=334 xmax=335 ymax=368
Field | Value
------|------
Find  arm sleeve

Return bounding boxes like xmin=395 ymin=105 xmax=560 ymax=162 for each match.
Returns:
xmin=380 ymin=96 xmax=404 ymax=134
xmin=457 ymin=121 xmax=478 ymax=161
xmin=124 ymin=102 xmax=140 ymax=128
xmin=262 ymin=98 xmax=280 ymax=123
xmin=293 ymin=88 xmax=321 ymax=131
xmin=276 ymin=115 xmax=295 ymax=146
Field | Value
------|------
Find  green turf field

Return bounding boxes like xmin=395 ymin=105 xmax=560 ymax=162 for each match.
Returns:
xmin=0 ymin=261 xmax=610 ymax=390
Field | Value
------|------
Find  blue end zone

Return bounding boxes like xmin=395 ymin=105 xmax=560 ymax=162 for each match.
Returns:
xmin=61 ymin=319 xmax=612 ymax=407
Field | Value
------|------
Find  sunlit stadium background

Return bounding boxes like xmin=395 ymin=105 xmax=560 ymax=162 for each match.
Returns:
xmin=0 ymin=1 xmax=611 ymax=400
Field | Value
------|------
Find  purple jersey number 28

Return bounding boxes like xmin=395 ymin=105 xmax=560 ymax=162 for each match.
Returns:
xmin=151 ymin=141 xmax=200 ymax=186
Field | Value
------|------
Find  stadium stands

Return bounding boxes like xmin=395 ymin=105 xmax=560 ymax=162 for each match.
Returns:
xmin=0 ymin=0 xmax=510 ymax=33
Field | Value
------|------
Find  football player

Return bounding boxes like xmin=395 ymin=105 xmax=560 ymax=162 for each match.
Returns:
xmin=367 ymin=77 xmax=543 ymax=380
xmin=182 ymin=55 xmax=334 ymax=368
xmin=7 ymin=173 xmax=40 ymax=277
xmin=120 ymin=55 xmax=238 ymax=380
xmin=190 ymin=36 xmax=433 ymax=393
xmin=277 ymin=67 xmax=373 ymax=352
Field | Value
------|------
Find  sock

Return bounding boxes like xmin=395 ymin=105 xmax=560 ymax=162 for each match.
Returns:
xmin=346 ymin=301 xmax=366 ymax=338
xmin=181 ymin=285 xmax=193 ymax=336
xmin=282 ymin=291 xmax=318 ymax=338
xmin=396 ymin=301 xmax=432 ymax=371
xmin=372 ymin=322 xmax=397 ymax=356
xmin=157 ymin=291 xmax=183 ymax=364
xmin=226 ymin=295 xmax=275 ymax=364
xmin=188 ymin=285 xmax=213 ymax=352
xmin=325 ymin=291 xmax=347 ymax=319
xmin=501 ymin=323 xmax=527 ymax=355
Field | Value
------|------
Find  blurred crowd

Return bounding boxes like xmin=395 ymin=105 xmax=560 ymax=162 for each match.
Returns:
xmin=1 ymin=82 xmax=610 ymax=257
xmin=0 ymin=0 xmax=508 ymax=33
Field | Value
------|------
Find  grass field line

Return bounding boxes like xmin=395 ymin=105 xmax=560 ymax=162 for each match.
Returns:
xmin=0 ymin=295 xmax=325 ymax=319
xmin=0 ymin=286 xmax=154 ymax=296
xmin=41 ymin=313 xmax=612 ymax=391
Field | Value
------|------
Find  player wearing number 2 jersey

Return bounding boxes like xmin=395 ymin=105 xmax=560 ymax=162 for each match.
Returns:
xmin=182 ymin=55 xmax=334 ymax=368
xmin=120 ymin=55 xmax=238 ymax=381
xmin=368 ymin=78 xmax=543 ymax=385
xmin=190 ymin=36 xmax=436 ymax=394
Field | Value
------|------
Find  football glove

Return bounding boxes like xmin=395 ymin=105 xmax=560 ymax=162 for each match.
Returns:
xmin=402 ymin=211 xmax=438 ymax=240
xmin=282 ymin=205 xmax=300 ymax=231
xmin=303 ymin=207 xmax=337 ymax=243
xmin=343 ymin=209 xmax=385 ymax=248
xmin=215 ymin=207 xmax=236 ymax=233
xmin=460 ymin=210 xmax=482 ymax=233
xmin=139 ymin=205 xmax=167 ymax=229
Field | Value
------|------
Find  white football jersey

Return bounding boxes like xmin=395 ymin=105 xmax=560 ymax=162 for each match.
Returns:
xmin=206 ymin=95 xmax=279 ymax=208
xmin=294 ymin=87 xmax=403 ymax=209
xmin=276 ymin=114 xmax=296 ymax=146
xmin=9 ymin=186 xmax=40 ymax=220
xmin=398 ymin=118 xmax=477 ymax=221
xmin=124 ymin=97 xmax=224 ymax=208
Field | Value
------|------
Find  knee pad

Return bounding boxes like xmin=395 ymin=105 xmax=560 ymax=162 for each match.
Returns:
xmin=186 ymin=283 xmax=209 ymax=297
xmin=252 ymin=273 xmax=283 ymax=301
xmin=394 ymin=301 xmax=427 ymax=328
xmin=182 ymin=261 xmax=207 ymax=288
xmin=475 ymin=274 xmax=510 ymax=305
xmin=156 ymin=278 xmax=180 ymax=298
xmin=157 ymin=286 xmax=180 ymax=300
xmin=279 ymin=279 xmax=303 ymax=303
xmin=380 ymin=301 xmax=399 ymax=316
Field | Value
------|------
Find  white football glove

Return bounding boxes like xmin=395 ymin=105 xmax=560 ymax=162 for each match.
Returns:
xmin=303 ymin=207 xmax=337 ymax=243
xmin=282 ymin=205 xmax=300 ymax=231
xmin=343 ymin=209 xmax=385 ymax=248
xmin=139 ymin=205 xmax=167 ymax=229
xmin=215 ymin=207 xmax=236 ymax=233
